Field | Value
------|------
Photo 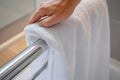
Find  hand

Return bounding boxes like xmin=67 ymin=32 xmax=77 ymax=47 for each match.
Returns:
xmin=29 ymin=0 xmax=80 ymax=27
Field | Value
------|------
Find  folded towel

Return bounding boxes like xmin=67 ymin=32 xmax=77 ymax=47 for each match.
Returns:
xmin=24 ymin=0 xmax=110 ymax=80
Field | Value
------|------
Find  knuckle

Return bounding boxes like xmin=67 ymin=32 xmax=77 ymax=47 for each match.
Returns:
xmin=39 ymin=4 xmax=47 ymax=10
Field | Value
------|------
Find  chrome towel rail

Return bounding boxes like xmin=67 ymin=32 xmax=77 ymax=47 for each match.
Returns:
xmin=0 ymin=39 xmax=48 ymax=80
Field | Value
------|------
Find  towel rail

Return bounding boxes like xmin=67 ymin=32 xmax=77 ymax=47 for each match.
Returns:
xmin=0 ymin=39 xmax=48 ymax=80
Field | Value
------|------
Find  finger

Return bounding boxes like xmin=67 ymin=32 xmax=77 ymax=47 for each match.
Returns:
xmin=29 ymin=8 xmax=45 ymax=24
xmin=39 ymin=14 xmax=60 ymax=27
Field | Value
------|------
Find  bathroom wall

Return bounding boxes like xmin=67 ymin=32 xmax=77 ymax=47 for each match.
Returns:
xmin=107 ymin=0 xmax=120 ymax=61
xmin=0 ymin=0 xmax=35 ymax=29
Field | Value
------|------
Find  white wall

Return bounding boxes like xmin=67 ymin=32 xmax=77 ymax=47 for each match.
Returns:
xmin=0 ymin=0 xmax=35 ymax=29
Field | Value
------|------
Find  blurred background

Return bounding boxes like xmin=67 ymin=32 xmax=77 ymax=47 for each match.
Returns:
xmin=0 ymin=0 xmax=42 ymax=67
xmin=0 ymin=0 xmax=120 ymax=67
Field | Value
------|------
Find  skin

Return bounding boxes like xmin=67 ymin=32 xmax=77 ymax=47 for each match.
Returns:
xmin=29 ymin=0 xmax=80 ymax=27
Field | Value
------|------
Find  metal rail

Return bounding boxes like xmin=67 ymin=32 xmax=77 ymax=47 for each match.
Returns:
xmin=0 ymin=39 xmax=48 ymax=80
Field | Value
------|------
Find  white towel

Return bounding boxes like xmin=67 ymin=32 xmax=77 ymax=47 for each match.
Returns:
xmin=24 ymin=0 xmax=110 ymax=80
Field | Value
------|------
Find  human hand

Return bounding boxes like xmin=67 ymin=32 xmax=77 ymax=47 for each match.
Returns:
xmin=29 ymin=0 xmax=80 ymax=27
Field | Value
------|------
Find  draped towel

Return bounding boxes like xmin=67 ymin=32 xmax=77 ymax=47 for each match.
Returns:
xmin=22 ymin=0 xmax=110 ymax=80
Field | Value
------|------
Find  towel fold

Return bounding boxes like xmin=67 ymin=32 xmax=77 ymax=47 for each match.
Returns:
xmin=24 ymin=0 xmax=110 ymax=80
